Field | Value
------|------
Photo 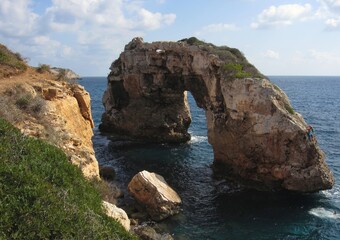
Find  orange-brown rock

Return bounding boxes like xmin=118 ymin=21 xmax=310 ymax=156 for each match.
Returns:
xmin=0 ymin=67 xmax=99 ymax=179
xmin=101 ymin=37 xmax=334 ymax=192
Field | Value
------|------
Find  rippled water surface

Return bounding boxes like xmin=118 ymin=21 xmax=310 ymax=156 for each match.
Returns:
xmin=81 ymin=76 xmax=340 ymax=240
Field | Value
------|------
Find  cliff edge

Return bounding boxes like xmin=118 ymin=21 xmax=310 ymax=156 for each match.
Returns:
xmin=100 ymin=37 xmax=334 ymax=192
xmin=0 ymin=52 xmax=99 ymax=178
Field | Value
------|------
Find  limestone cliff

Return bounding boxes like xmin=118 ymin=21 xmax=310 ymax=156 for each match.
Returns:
xmin=100 ymin=37 xmax=334 ymax=192
xmin=50 ymin=67 xmax=81 ymax=80
xmin=0 ymin=67 xmax=99 ymax=179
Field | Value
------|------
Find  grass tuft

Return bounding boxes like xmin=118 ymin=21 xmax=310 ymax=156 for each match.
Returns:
xmin=284 ymin=103 xmax=295 ymax=115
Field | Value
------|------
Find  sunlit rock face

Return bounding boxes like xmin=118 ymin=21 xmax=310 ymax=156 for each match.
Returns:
xmin=101 ymin=37 xmax=334 ymax=192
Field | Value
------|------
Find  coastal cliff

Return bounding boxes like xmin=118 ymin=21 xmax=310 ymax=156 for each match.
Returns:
xmin=0 ymin=44 xmax=137 ymax=239
xmin=0 ymin=66 xmax=99 ymax=179
xmin=101 ymin=37 xmax=334 ymax=192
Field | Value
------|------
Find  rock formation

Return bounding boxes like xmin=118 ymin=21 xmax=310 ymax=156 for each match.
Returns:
xmin=0 ymin=68 xmax=99 ymax=179
xmin=101 ymin=37 xmax=334 ymax=192
xmin=128 ymin=170 xmax=181 ymax=221
xmin=102 ymin=201 xmax=130 ymax=231
xmin=50 ymin=67 xmax=81 ymax=80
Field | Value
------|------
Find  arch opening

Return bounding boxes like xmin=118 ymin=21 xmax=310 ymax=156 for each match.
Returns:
xmin=100 ymin=37 xmax=334 ymax=192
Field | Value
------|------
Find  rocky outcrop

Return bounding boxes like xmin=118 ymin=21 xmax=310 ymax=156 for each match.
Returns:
xmin=132 ymin=225 xmax=174 ymax=240
xmin=102 ymin=201 xmax=130 ymax=231
xmin=99 ymin=165 xmax=116 ymax=180
xmin=101 ymin=37 xmax=334 ymax=192
xmin=0 ymin=70 xmax=99 ymax=179
xmin=128 ymin=170 xmax=181 ymax=221
xmin=50 ymin=67 xmax=81 ymax=80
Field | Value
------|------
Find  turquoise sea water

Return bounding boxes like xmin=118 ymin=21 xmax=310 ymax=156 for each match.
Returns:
xmin=80 ymin=76 xmax=340 ymax=240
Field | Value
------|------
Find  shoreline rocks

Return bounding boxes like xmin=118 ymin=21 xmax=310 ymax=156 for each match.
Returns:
xmin=128 ymin=170 xmax=181 ymax=221
xmin=102 ymin=201 xmax=130 ymax=231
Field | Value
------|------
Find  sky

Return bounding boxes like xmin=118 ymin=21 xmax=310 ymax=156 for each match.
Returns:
xmin=1 ymin=0 xmax=340 ymax=76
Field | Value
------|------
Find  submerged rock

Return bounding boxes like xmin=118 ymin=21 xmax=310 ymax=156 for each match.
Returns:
xmin=128 ymin=170 xmax=181 ymax=221
xmin=101 ymin=37 xmax=334 ymax=192
xmin=99 ymin=165 xmax=116 ymax=180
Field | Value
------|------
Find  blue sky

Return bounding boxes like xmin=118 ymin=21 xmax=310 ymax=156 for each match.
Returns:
xmin=1 ymin=0 xmax=340 ymax=76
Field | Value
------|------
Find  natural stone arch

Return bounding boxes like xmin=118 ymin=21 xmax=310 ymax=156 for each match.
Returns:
xmin=100 ymin=37 xmax=334 ymax=192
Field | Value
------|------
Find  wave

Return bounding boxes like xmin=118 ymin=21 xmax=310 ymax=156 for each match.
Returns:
xmin=190 ymin=135 xmax=208 ymax=143
xmin=309 ymin=207 xmax=340 ymax=219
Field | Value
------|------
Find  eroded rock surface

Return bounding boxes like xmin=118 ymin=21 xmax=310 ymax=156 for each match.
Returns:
xmin=102 ymin=201 xmax=130 ymax=231
xmin=101 ymin=37 xmax=334 ymax=192
xmin=0 ymin=71 xmax=99 ymax=179
xmin=128 ymin=170 xmax=181 ymax=221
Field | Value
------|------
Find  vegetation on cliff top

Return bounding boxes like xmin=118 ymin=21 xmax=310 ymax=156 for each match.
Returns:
xmin=0 ymin=44 xmax=27 ymax=78
xmin=179 ymin=37 xmax=265 ymax=80
xmin=0 ymin=118 xmax=136 ymax=239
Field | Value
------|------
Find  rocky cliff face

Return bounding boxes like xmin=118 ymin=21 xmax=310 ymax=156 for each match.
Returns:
xmin=50 ymin=67 xmax=81 ymax=80
xmin=0 ymin=68 xmax=99 ymax=179
xmin=101 ymin=37 xmax=334 ymax=192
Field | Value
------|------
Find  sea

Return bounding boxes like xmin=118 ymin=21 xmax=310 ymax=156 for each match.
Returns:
xmin=80 ymin=76 xmax=340 ymax=240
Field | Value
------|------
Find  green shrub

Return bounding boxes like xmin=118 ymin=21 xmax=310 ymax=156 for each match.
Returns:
xmin=284 ymin=103 xmax=295 ymax=115
xmin=0 ymin=44 xmax=27 ymax=72
xmin=15 ymin=95 xmax=32 ymax=110
xmin=178 ymin=37 xmax=264 ymax=80
xmin=36 ymin=64 xmax=51 ymax=73
xmin=223 ymin=62 xmax=251 ymax=79
xmin=0 ymin=118 xmax=136 ymax=240
xmin=56 ymin=69 xmax=67 ymax=81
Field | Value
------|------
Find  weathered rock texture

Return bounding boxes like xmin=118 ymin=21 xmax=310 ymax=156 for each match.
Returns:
xmin=101 ymin=37 xmax=334 ymax=192
xmin=0 ymin=68 xmax=99 ymax=179
xmin=50 ymin=67 xmax=81 ymax=80
xmin=102 ymin=201 xmax=130 ymax=231
xmin=128 ymin=170 xmax=181 ymax=221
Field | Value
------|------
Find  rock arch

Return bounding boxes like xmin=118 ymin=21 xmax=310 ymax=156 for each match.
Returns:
xmin=100 ymin=37 xmax=334 ymax=192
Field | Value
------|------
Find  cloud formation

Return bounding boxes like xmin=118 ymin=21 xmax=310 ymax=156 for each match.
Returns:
xmin=262 ymin=50 xmax=280 ymax=60
xmin=0 ymin=0 xmax=176 ymax=74
xmin=251 ymin=4 xmax=312 ymax=29
xmin=318 ymin=0 xmax=340 ymax=30
xmin=0 ymin=0 xmax=38 ymax=37
xmin=195 ymin=23 xmax=237 ymax=37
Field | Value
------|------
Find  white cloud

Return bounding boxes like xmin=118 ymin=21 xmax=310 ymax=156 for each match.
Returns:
xmin=136 ymin=8 xmax=176 ymax=30
xmin=308 ymin=49 xmax=340 ymax=63
xmin=251 ymin=4 xmax=312 ymax=29
xmin=262 ymin=50 xmax=280 ymax=60
xmin=317 ymin=0 xmax=340 ymax=30
xmin=0 ymin=0 xmax=38 ymax=37
xmin=325 ymin=17 xmax=340 ymax=28
xmin=0 ymin=0 xmax=176 ymax=74
xmin=292 ymin=49 xmax=340 ymax=66
xmin=195 ymin=23 xmax=237 ymax=36
xmin=318 ymin=0 xmax=340 ymax=14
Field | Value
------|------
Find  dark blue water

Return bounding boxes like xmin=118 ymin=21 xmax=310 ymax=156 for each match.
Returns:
xmin=80 ymin=76 xmax=340 ymax=240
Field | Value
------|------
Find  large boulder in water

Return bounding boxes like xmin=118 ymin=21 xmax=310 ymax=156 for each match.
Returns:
xmin=101 ymin=37 xmax=334 ymax=192
xmin=128 ymin=170 xmax=181 ymax=221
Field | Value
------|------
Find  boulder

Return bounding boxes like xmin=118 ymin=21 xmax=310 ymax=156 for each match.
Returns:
xmin=99 ymin=165 xmax=116 ymax=180
xmin=128 ymin=170 xmax=181 ymax=221
xmin=101 ymin=37 xmax=334 ymax=192
xmin=133 ymin=225 xmax=174 ymax=240
xmin=102 ymin=201 xmax=130 ymax=231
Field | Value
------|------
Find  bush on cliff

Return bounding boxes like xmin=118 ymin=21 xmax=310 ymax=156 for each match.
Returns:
xmin=0 ymin=118 xmax=136 ymax=239
xmin=0 ymin=44 xmax=27 ymax=78
xmin=179 ymin=37 xmax=265 ymax=80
